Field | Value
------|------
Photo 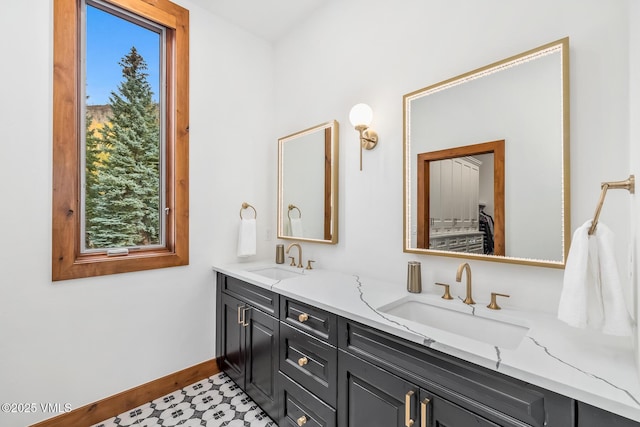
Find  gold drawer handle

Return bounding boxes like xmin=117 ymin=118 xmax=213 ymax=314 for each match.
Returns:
xmin=298 ymin=313 xmax=309 ymax=323
xmin=297 ymin=415 xmax=307 ymax=426
xmin=421 ymin=397 xmax=431 ymax=427
xmin=237 ymin=305 xmax=248 ymax=325
xmin=405 ymin=390 xmax=414 ymax=427
xmin=298 ymin=357 xmax=308 ymax=367
xmin=241 ymin=306 xmax=251 ymax=327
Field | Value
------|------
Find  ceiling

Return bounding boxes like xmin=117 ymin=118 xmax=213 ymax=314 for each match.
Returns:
xmin=189 ymin=0 xmax=329 ymax=43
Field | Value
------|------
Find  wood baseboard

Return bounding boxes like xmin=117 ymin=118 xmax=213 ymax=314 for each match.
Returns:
xmin=31 ymin=359 xmax=220 ymax=427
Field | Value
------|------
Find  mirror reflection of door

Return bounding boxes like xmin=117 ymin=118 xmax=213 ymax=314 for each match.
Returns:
xmin=417 ymin=140 xmax=505 ymax=256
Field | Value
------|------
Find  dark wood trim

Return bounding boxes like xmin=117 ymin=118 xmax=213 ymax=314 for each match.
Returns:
xmin=30 ymin=359 xmax=219 ymax=427
xmin=52 ymin=0 xmax=189 ymax=281
xmin=416 ymin=140 xmax=505 ymax=255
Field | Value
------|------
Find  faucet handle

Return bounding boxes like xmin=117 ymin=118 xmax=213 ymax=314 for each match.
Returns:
xmin=487 ymin=292 xmax=510 ymax=310
xmin=289 ymin=256 xmax=296 ymax=267
xmin=306 ymin=260 xmax=315 ymax=270
xmin=434 ymin=283 xmax=454 ymax=300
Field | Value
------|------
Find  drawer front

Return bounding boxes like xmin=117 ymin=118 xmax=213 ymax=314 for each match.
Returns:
xmin=278 ymin=372 xmax=336 ymax=427
xmin=280 ymin=322 xmax=337 ymax=406
xmin=218 ymin=273 xmax=279 ymax=316
xmin=281 ymin=297 xmax=337 ymax=345
xmin=339 ymin=318 xmax=573 ymax=427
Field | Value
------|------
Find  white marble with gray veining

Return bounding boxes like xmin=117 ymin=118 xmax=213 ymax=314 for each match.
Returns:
xmin=213 ymin=261 xmax=640 ymax=422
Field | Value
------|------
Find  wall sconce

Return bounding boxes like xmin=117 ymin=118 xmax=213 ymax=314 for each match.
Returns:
xmin=349 ymin=103 xmax=378 ymax=171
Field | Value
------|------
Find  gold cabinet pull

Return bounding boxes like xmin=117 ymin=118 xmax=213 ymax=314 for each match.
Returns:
xmin=421 ymin=397 xmax=431 ymax=427
xmin=237 ymin=305 xmax=245 ymax=325
xmin=241 ymin=306 xmax=251 ymax=327
xmin=405 ymin=390 xmax=415 ymax=427
xmin=298 ymin=313 xmax=309 ymax=323
xmin=298 ymin=356 xmax=308 ymax=367
xmin=297 ymin=415 xmax=307 ymax=426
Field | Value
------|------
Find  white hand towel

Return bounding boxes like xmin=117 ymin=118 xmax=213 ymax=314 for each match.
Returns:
xmin=237 ymin=218 xmax=256 ymax=257
xmin=289 ymin=218 xmax=303 ymax=238
xmin=558 ymin=220 xmax=633 ymax=336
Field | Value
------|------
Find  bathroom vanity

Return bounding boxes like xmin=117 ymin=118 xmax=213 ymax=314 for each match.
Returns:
xmin=213 ymin=263 xmax=640 ymax=426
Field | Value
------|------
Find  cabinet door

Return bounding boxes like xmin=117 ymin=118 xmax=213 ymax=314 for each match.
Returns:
xmin=218 ymin=292 xmax=246 ymax=388
xmin=420 ymin=390 xmax=500 ymax=427
xmin=338 ymin=350 xmax=419 ymax=427
xmin=577 ymin=402 xmax=640 ymax=427
xmin=245 ymin=306 xmax=279 ymax=421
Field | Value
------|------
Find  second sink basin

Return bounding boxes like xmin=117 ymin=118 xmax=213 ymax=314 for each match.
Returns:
xmin=377 ymin=295 xmax=529 ymax=349
xmin=249 ymin=266 xmax=303 ymax=281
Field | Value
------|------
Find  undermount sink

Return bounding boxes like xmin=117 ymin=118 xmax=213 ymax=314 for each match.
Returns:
xmin=377 ymin=295 xmax=529 ymax=349
xmin=249 ymin=266 xmax=303 ymax=281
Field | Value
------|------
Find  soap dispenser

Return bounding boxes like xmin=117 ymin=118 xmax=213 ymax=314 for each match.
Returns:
xmin=407 ymin=261 xmax=422 ymax=293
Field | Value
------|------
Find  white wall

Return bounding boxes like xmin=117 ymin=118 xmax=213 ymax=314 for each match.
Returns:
xmin=274 ymin=0 xmax=632 ymax=315
xmin=630 ymin=1 xmax=640 ymax=372
xmin=0 ymin=2 xmax=275 ymax=426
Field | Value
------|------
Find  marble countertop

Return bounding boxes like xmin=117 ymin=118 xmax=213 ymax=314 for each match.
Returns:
xmin=213 ymin=261 xmax=640 ymax=422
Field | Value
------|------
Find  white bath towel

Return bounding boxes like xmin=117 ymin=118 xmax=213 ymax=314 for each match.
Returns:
xmin=237 ymin=218 xmax=256 ymax=257
xmin=289 ymin=218 xmax=304 ymax=238
xmin=558 ymin=220 xmax=633 ymax=336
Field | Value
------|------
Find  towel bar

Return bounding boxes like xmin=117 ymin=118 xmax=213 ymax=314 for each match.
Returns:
xmin=240 ymin=202 xmax=257 ymax=219
xmin=588 ymin=175 xmax=634 ymax=235
xmin=287 ymin=204 xmax=302 ymax=220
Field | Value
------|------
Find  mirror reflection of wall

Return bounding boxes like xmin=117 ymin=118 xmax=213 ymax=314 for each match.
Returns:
xmin=278 ymin=120 xmax=339 ymax=244
xmin=282 ymin=133 xmax=325 ymax=238
xmin=404 ymin=38 xmax=569 ymax=268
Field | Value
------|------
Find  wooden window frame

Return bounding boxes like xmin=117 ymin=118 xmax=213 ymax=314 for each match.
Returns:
xmin=52 ymin=0 xmax=189 ymax=281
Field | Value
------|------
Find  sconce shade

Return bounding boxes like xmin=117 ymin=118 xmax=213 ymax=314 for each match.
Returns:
xmin=349 ymin=103 xmax=373 ymax=127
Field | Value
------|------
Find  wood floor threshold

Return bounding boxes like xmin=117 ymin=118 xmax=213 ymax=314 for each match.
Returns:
xmin=30 ymin=358 xmax=220 ymax=427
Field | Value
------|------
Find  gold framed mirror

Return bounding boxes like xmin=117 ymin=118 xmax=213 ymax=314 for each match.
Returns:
xmin=278 ymin=120 xmax=339 ymax=244
xmin=403 ymin=38 xmax=570 ymax=268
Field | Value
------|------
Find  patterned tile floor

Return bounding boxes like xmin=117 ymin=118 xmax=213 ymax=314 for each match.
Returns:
xmin=91 ymin=372 xmax=277 ymax=427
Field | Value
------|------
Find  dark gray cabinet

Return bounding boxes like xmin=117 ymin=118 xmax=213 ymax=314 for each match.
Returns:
xmin=280 ymin=322 xmax=338 ymax=406
xmin=216 ymin=273 xmax=279 ymax=421
xmin=338 ymin=350 xmax=501 ymax=427
xmin=338 ymin=318 xmax=575 ymax=427
xmin=279 ymin=371 xmax=336 ymax=427
xmin=278 ymin=296 xmax=338 ymax=426
xmin=577 ymin=402 xmax=640 ymax=427
xmin=215 ymin=273 xmax=640 ymax=427
xmin=338 ymin=350 xmax=419 ymax=427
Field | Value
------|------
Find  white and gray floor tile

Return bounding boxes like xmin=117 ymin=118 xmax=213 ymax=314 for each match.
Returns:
xmin=91 ymin=372 xmax=277 ymax=427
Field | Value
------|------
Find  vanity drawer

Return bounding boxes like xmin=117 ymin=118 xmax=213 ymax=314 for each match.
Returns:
xmin=281 ymin=297 xmax=337 ymax=345
xmin=218 ymin=272 xmax=279 ymax=317
xmin=338 ymin=318 xmax=573 ymax=427
xmin=280 ymin=322 xmax=337 ymax=406
xmin=278 ymin=372 xmax=336 ymax=427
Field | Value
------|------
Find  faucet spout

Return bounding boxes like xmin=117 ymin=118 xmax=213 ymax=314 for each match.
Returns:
xmin=286 ymin=243 xmax=303 ymax=268
xmin=455 ymin=262 xmax=475 ymax=305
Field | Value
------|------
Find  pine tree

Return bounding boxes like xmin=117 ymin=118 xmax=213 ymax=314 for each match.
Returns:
xmin=84 ymin=109 xmax=104 ymax=248
xmin=86 ymin=46 xmax=160 ymax=248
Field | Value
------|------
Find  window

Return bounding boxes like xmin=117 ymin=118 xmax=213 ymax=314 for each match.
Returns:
xmin=53 ymin=0 xmax=189 ymax=281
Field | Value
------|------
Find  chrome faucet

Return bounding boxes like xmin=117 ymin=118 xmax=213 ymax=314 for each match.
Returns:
xmin=286 ymin=243 xmax=303 ymax=268
xmin=455 ymin=262 xmax=475 ymax=305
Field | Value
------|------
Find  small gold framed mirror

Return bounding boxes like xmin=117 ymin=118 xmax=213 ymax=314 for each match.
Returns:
xmin=278 ymin=121 xmax=339 ymax=244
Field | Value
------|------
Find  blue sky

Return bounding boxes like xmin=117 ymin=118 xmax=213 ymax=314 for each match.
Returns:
xmin=86 ymin=4 xmax=160 ymax=105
